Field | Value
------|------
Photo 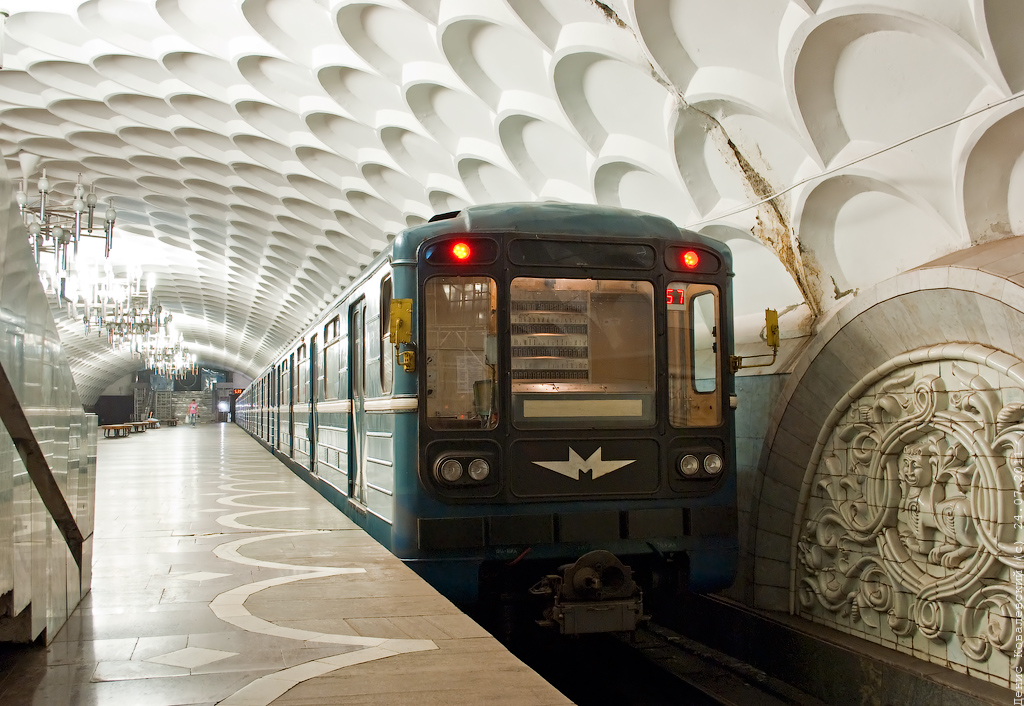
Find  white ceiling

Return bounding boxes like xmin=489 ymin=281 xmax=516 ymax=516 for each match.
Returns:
xmin=1 ymin=0 xmax=1021 ymax=404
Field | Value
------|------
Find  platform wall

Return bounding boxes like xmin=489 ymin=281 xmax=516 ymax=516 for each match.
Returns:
xmin=0 ymin=171 xmax=97 ymax=644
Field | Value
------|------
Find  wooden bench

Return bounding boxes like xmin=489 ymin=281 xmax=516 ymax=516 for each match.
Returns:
xmin=134 ymin=420 xmax=164 ymax=432
xmin=100 ymin=424 xmax=132 ymax=438
xmin=161 ymin=418 xmax=178 ymax=427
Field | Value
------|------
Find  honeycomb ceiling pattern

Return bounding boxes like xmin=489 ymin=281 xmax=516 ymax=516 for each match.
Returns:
xmin=1 ymin=0 xmax=1022 ymax=404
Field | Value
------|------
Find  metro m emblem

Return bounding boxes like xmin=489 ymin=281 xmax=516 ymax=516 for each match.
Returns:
xmin=532 ymin=446 xmax=635 ymax=480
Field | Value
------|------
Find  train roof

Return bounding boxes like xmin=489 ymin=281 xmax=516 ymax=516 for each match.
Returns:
xmin=392 ymin=202 xmax=713 ymax=260
xmin=266 ymin=202 xmax=731 ymax=368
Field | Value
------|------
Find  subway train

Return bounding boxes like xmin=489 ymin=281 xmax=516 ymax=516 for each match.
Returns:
xmin=236 ymin=202 xmax=740 ymax=633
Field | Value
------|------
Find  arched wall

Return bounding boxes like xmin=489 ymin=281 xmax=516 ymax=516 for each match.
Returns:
xmin=746 ymin=235 xmax=1024 ymax=688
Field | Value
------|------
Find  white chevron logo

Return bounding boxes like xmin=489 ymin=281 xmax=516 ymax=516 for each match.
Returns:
xmin=533 ymin=447 xmax=635 ymax=480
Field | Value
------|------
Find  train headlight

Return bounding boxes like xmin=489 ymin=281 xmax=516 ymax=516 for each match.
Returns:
xmin=438 ymin=458 xmax=463 ymax=482
xmin=704 ymin=454 xmax=723 ymax=474
xmin=467 ymin=458 xmax=490 ymax=481
xmin=679 ymin=454 xmax=699 ymax=476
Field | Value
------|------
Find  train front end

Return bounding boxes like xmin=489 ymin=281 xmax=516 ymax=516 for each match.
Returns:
xmin=390 ymin=204 xmax=738 ymax=631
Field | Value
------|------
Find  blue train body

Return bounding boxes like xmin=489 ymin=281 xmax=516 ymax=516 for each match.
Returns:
xmin=237 ymin=203 xmax=738 ymax=615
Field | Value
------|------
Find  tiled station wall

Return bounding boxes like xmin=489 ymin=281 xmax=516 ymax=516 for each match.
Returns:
xmin=0 ymin=176 xmax=97 ymax=644
xmin=735 ymin=242 xmax=1024 ymax=690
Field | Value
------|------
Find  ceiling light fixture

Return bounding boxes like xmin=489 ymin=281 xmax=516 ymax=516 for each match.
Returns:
xmin=15 ymin=153 xmax=117 ymax=301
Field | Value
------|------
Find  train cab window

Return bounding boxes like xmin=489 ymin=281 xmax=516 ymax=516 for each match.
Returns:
xmin=324 ymin=317 xmax=341 ymax=400
xmin=511 ymin=277 xmax=655 ymax=428
xmin=424 ymin=276 xmax=498 ymax=430
xmin=667 ymin=283 xmax=721 ymax=427
xmin=380 ymin=277 xmax=393 ymax=395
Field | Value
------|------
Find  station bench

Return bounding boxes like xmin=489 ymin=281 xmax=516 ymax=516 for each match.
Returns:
xmin=101 ymin=420 xmax=161 ymax=437
xmin=131 ymin=420 xmax=164 ymax=432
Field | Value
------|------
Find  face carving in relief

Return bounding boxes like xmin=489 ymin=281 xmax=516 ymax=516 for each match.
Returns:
xmin=896 ymin=438 xmax=978 ymax=570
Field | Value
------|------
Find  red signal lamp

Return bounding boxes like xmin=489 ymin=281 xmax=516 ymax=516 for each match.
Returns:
xmin=664 ymin=245 xmax=720 ymax=273
xmin=423 ymin=237 xmax=499 ymax=265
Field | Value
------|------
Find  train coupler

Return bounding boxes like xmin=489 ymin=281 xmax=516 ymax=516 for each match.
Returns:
xmin=529 ymin=550 xmax=646 ymax=635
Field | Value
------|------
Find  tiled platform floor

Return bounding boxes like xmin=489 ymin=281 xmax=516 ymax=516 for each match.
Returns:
xmin=0 ymin=423 xmax=572 ymax=705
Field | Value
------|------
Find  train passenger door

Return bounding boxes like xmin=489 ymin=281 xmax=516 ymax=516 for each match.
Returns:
xmin=348 ymin=299 xmax=368 ymax=506
xmin=309 ymin=333 xmax=318 ymax=475
xmin=288 ymin=353 xmax=295 ymax=458
xmin=274 ymin=364 xmax=281 ymax=452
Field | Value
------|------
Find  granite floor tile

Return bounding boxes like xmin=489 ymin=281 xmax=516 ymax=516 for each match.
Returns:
xmin=91 ymin=658 xmax=191 ymax=681
xmin=344 ymin=618 xmax=415 ymax=639
xmin=44 ymin=637 xmax=139 ymax=665
xmin=0 ymin=425 xmax=569 ymax=705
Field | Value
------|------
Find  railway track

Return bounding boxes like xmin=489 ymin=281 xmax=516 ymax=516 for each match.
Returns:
xmin=501 ymin=621 xmax=827 ymax=706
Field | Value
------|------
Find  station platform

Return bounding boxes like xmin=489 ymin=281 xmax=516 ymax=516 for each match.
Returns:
xmin=0 ymin=423 xmax=572 ymax=706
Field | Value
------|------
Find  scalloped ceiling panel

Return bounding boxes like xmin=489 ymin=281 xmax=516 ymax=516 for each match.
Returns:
xmin=0 ymin=0 xmax=1021 ymax=405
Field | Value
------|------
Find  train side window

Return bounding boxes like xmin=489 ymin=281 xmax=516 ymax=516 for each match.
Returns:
xmin=310 ymin=334 xmax=320 ymax=403
xmin=667 ymin=283 xmax=721 ymax=427
xmin=424 ymin=276 xmax=498 ymax=430
xmin=296 ymin=344 xmax=308 ymax=404
xmin=324 ymin=317 xmax=341 ymax=400
xmin=380 ymin=277 xmax=393 ymax=395
xmin=287 ymin=355 xmax=294 ymax=409
xmin=279 ymin=362 xmax=286 ymax=408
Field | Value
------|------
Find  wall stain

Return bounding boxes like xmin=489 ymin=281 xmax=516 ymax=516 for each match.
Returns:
xmin=703 ymin=107 xmax=822 ymax=319
xmin=586 ymin=0 xmax=823 ymax=322
xmin=832 ymin=276 xmax=856 ymax=300
xmin=588 ymin=0 xmax=628 ymax=29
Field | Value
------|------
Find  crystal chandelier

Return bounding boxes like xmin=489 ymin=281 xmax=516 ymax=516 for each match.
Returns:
xmin=75 ymin=269 xmax=166 ymax=343
xmin=71 ymin=268 xmax=196 ymax=376
xmin=141 ymin=332 xmax=198 ymax=378
xmin=15 ymin=154 xmax=116 ymax=299
xmin=104 ymin=303 xmax=171 ymax=350
xmin=15 ymin=153 xmax=196 ymax=377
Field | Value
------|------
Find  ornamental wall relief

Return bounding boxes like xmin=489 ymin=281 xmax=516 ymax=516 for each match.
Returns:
xmin=793 ymin=350 xmax=1024 ymax=688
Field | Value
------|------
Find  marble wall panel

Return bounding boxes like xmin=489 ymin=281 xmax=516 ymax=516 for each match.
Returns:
xmin=0 ymin=175 xmax=97 ymax=643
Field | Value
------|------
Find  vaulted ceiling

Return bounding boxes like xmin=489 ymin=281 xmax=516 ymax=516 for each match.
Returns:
xmin=1 ymin=0 xmax=1022 ymax=404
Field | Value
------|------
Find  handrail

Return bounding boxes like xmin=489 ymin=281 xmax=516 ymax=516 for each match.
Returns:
xmin=0 ymin=358 xmax=85 ymax=568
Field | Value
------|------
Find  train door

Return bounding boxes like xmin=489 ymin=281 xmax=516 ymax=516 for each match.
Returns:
xmin=309 ymin=333 xmax=318 ymax=475
xmin=274 ymin=363 xmax=281 ymax=451
xmin=261 ymin=376 xmax=267 ymax=441
xmin=288 ymin=353 xmax=295 ymax=458
xmin=269 ymin=368 xmax=274 ymax=447
xmin=265 ymin=374 xmax=271 ymax=442
xmin=348 ymin=299 xmax=368 ymax=506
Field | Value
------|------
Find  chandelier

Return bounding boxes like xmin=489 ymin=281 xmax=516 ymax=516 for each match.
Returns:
xmin=71 ymin=268 xmax=196 ymax=376
xmin=103 ymin=302 xmax=171 ymax=349
xmin=141 ymin=332 xmax=198 ymax=379
xmin=76 ymin=269 xmax=165 ymax=342
xmin=15 ymin=154 xmax=116 ymax=299
xmin=16 ymin=154 xmax=196 ymax=377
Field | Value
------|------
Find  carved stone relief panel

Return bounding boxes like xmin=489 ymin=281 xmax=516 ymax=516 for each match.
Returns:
xmin=793 ymin=346 xmax=1023 ymax=688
